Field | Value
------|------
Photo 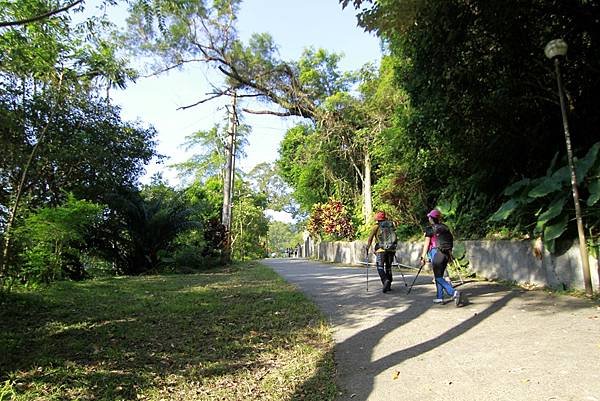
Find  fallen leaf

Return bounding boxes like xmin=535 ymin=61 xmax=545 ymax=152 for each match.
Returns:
xmin=392 ymin=371 xmax=400 ymax=380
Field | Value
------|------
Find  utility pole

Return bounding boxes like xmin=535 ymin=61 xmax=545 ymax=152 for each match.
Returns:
xmin=222 ymin=91 xmax=238 ymax=261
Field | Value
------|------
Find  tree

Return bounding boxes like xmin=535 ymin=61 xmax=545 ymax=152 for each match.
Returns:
xmin=277 ymin=124 xmax=335 ymax=212
xmin=230 ymin=187 xmax=269 ymax=260
xmin=267 ymin=221 xmax=301 ymax=257
xmin=173 ymin=122 xmax=249 ymax=185
xmin=14 ymin=194 xmax=102 ymax=284
xmin=0 ymin=88 xmax=158 ymax=275
xmin=125 ymin=0 xmax=380 ymax=231
xmin=246 ymin=162 xmax=298 ymax=215
xmin=0 ymin=0 xmax=156 ymax=284
xmin=341 ymin=0 xmax=600 ymax=239
xmin=95 ymin=188 xmax=202 ymax=275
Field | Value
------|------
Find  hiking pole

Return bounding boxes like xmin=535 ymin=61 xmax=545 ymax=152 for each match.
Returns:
xmin=365 ymin=251 xmax=369 ymax=292
xmin=393 ymin=254 xmax=408 ymax=287
xmin=407 ymin=261 xmax=425 ymax=294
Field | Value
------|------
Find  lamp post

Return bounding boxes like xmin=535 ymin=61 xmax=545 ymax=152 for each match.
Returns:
xmin=544 ymin=39 xmax=593 ymax=296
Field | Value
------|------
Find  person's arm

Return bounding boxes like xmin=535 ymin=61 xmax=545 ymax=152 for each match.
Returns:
xmin=420 ymin=235 xmax=431 ymax=265
xmin=366 ymin=225 xmax=378 ymax=252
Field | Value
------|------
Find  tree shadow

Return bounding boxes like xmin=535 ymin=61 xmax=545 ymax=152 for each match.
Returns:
xmin=0 ymin=270 xmax=327 ymax=400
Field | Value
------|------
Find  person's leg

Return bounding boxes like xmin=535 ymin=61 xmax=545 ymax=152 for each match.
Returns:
xmin=432 ymin=251 xmax=456 ymax=300
xmin=384 ymin=252 xmax=393 ymax=283
xmin=376 ymin=252 xmax=387 ymax=285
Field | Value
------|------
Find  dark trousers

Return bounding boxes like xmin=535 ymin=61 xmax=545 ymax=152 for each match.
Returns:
xmin=376 ymin=251 xmax=394 ymax=284
xmin=431 ymin=248 xmax=449 ymax=278
xmin=432 ymin=248 xmax=456 ymax=298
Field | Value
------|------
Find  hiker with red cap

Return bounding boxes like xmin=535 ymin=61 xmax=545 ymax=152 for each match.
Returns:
xmin=420 ymin=209 xmax=463 ymax=306
xmin=366 ymin=211 xmax=397 ymax=293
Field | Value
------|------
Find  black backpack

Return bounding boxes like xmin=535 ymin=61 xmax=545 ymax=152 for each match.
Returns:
xmin=433 ymin=223 xmax=453 ymax=252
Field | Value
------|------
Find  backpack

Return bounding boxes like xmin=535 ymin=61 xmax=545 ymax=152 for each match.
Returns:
xmin=433 ymin=223 xmax=453 ymax=252
xmin=376 ymin=220 xmax=397 ymax=251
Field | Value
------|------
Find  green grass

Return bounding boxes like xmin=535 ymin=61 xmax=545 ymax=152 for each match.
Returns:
xmin=0 ymin=262 xmax=337 ymax=400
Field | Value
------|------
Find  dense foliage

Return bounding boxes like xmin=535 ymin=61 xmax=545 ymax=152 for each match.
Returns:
xmin=0 ymin=1 xmax=226 ymax=288
xmin=3 ymin=0 xmax=599 ymax=288
xmin=327 ymin=0 xmax=600 ymax=247
xmin=306 ymin=198 xmax=355 ymax=241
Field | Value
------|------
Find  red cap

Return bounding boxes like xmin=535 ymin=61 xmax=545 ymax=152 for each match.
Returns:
xmin=375 ymin=211 xmax=386 ymax=221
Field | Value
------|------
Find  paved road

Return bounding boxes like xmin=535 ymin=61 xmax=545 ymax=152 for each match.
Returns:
xmin=262 ymin=258 xmax=600 ymax=401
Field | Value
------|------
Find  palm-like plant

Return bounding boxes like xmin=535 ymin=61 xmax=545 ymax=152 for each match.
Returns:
xmin=97 ymin=190 xmax=202 ymax=275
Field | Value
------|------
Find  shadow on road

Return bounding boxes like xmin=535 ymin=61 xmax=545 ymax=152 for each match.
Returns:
xmin=262 ymin=258 xmax=598 ymax=401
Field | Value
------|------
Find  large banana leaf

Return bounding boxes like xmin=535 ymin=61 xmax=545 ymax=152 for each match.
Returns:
xmin=588 ymin=179 xmax=600 ymax=206
xmin=528 ymin=175 xmax=563 ymax=198
xmin=551 ymin=165 xmax=570 ymax=182
xmin=543 ymin=215 xmax=569 ymax=253
xmin=503 ymin=178 xmax=530 ymax=196
xmin=575 ymin=142 xmax=600 ymax=183
xmin=489 ymin=198 xmax=520 ymax=221
xmin=535 ymin=197 xmax=567 ymax=234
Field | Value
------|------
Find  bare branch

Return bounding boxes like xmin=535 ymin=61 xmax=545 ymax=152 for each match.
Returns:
xmin=177 ymin=93 xmax=227 ymax=110
xmin=235 ymin=93 xmax=264 ymax=99
xmin=242 ymin=108 xmax=294 ymax=117
xmin=140 ymin=59 xmax=209 ymax=78
xmin=0 ymin=0 xmax=84 ymax=27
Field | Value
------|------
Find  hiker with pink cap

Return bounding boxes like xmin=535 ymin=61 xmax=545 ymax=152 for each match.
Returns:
xmin=420 ymin=209 xmax=463 ymax=306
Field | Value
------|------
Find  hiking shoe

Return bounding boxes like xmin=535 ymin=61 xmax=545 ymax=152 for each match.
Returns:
xmin=433 ymin=298 xmax=444 ymax=304
xmin=453 ymin=290 xmax=462 ymax=307
xmin=382 ymin=280 xmax=390 ymax=293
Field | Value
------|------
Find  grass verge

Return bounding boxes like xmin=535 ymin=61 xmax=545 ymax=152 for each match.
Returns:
xmin=0 ymin=262 xmax=336 ymax=400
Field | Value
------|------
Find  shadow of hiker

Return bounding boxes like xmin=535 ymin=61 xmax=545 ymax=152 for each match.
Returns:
xmin=326 ymin=288 xmax=518 ymax=401
xmin=271 ymin=259 xmax=520 ymax=401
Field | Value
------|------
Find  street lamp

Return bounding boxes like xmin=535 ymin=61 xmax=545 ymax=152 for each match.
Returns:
xmin=544 ymin=39 xmax=593 ymax=296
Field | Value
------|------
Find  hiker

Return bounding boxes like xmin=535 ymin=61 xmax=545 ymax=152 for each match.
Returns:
xmin=420 ymin=209 xmax=462 ymax=306
xmin=366 ymin=211 xmax=397 ymax=293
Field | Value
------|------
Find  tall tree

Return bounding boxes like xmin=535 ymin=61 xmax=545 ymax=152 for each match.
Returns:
xmin=124 ymin=0 xmax=369 ymax=228
xmin=342 ymin=0 xmax=600 ymax=238
xmin=0 ymin=0 xmax=156 ymax=282
xmin=246 ymin=162 xmax=297 ymax=215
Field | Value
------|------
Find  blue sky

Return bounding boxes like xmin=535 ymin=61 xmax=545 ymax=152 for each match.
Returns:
xmin=109 ymin=0 xmax=382 ymax=186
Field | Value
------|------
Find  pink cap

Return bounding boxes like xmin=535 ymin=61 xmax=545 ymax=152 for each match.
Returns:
xmin=427 ymin=209 xmax=441 ymax=219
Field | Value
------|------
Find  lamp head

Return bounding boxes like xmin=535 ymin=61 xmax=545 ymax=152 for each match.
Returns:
xmin=545 ymin=39 xmax=568 ymax=59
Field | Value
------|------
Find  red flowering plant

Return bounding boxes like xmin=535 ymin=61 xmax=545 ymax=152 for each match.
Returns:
xmin=307 ymin=198 xmax=355 ymax=241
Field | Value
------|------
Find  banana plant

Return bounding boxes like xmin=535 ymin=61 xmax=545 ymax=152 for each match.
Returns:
xmin=490 ymin=142 xmax=600 ymax=253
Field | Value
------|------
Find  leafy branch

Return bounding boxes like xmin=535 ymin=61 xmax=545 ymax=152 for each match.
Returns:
xmin=0 ymin=0 xmax=84 ymax=27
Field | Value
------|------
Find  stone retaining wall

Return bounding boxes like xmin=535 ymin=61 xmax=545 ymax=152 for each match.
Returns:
xmin=299 ymin=235 xmax=599 ymax=292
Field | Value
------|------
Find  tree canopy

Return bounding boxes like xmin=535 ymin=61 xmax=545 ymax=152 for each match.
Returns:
xmin=2 ymin=0 xmax=600 ymax=289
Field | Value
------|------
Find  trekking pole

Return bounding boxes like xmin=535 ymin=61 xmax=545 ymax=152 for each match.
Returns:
xmin=407 ymin=261 xmax=425 ymax=294
xmin=365 ymin=251 xmax=370 ymax=292
xmin=393 ymin=253 xmax=408 ymax=287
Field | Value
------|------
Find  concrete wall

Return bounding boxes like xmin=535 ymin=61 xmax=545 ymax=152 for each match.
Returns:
xmin=299 ymin=237 xmax=600 ymax=292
